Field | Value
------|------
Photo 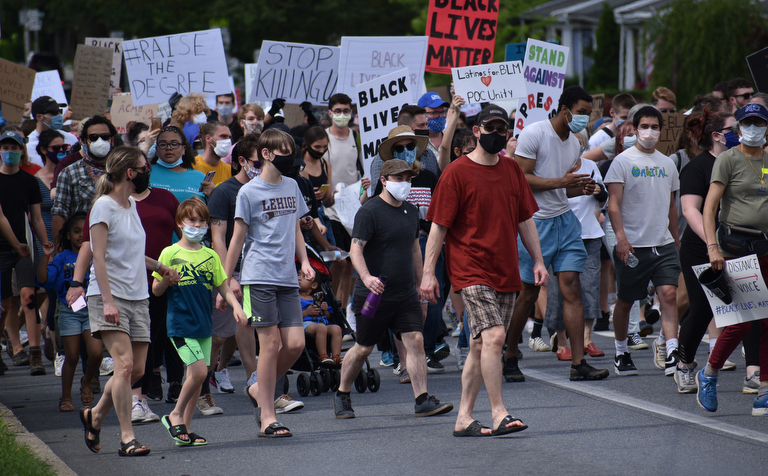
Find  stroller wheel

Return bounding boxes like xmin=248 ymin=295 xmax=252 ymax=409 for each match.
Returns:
xmin=310 ymin=371 xmax=324 ymax=396
xmin=330 ymin=369 xmax=340 ymax=392
xmin=297 ymin=373 xmax=310 ymax=397
xmin=367 ymin=369 xmax=381 ymax=392
xmin=354 ymin=369 xmax=368 ymax=393
xmin=320 ymin=368 xmax=332 ymax=393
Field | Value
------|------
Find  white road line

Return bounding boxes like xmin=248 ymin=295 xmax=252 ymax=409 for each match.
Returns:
xmin=524 ymin=368 xmax=768 ymax=445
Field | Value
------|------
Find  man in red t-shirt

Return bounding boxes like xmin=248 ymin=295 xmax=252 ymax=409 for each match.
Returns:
xmin=422 ymin=106 xmax=546 ymax=437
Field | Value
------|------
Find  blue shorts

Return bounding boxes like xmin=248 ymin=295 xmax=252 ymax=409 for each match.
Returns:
xmin=518 ymin=211 xmax=587 ymax=284
xmin=58 ymin=305 xmax=90 ymax=337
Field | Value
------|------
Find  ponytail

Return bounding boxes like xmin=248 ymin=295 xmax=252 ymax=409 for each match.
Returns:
xmin=91 ymin=146 xmax=145 ymax=205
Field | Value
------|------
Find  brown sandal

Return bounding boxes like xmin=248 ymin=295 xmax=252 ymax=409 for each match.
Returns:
xmin=80 ymin=376 xmax=94 ymax=406
xmin=59 ymin=397 xmax=75 ymax=412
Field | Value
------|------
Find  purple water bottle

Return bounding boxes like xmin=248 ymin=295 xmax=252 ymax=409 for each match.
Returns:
xmin=360 ymin=275 xmax=387 ymax=318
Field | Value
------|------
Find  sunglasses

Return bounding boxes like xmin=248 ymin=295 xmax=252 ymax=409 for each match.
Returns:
xmin=483 ymin=123 xmax=509 ymax=135
xmin=131 ymin=164 xmax=149 ymax=173
xmin=88 ymin=133 xmax=112 ymax=142
xmin=157 ymin=141 xmax=183 ymax=149
xmin=49 ymin=144 xmax=70 ymax=153
xmin=733 ymin=93 xmax=753 ymax=101
xmin=393 ymin=142 xmax=416 ymax=153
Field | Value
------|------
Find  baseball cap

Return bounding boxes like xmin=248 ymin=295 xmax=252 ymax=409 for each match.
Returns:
xmin=417 ymin=92 xmax=449 ymax=109
xmin=381 ymin=159 xmax=417 ymax=178
xmin=592 ymin=117 xmax=612 ymax=132
xmin=0 ymin=130 xmax=26 ymax=145
xmin=31 ymin=96 xmax=65 ymax=118
xmin=475 ymin=105 xmax=510 ymax=127
xmin=736 ymin=103 xmax=768 ymax=122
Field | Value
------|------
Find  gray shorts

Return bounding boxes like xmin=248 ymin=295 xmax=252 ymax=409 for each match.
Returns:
xmin=87 ymin=294 xmax=151 ymax=342
xmin=614 ymin=243 xmax=681 ymax=302
xmin=1 ymin=250 xmax=35 ymax=299
xmin=242 ymin=284 xmax=302 ymax=328
xmin=545 ymin=238 xmax=602 ymax=331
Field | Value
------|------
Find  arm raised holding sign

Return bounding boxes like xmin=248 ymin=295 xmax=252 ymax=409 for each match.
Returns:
xmin=439 ymin=93 xmax=465 ymax=172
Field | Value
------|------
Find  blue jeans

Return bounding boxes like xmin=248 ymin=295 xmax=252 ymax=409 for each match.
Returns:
xmin=419 ymin=234 xmax=445 ymax=355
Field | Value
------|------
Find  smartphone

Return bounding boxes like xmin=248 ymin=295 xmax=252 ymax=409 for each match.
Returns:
xmin=151 ymin=117 xmax=162 ymax=131
xmin=199 ymin=171 xmax=216 ymax=191
xmin=72 ymin=296 xmax=87 ymax=312
xmin=317 ymin=183 xmax=330 ymax=193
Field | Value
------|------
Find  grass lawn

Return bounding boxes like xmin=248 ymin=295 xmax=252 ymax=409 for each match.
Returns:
xmin=0 ymin=418 xmax=56 ymax=476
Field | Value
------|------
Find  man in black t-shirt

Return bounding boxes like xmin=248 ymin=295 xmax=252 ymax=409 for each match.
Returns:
xmin=333 ymin=159 xmax=453 ymax=420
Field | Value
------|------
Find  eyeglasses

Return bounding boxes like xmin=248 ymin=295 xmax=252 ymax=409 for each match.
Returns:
xmin=393 ymin=142 xmax=416 ymax=153
xmin=659 ymin=108 xmax=676 ymax=114
xmin=131 ymin=164 xmax=149 ymax=173
xmin=425 ymin=109 xmax=446 ymax=118
xmin=49 ymin=144 xmax=70 ymax=153
xmin=157 ymin=141 xmax=183 ymax=149
xmin=331 ymin=108 xmax=352 ymax=115
xmin=483 ymin=123 xmax=509 ymax=135
xmin=733 ymin=93 xmax=753 ymax=101
xmin=88 ymin=133 xmax=112 ymax=142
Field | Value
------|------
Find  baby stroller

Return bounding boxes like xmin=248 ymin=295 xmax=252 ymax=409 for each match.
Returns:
xmin=289 ymin=246 xmax=381 ymax=397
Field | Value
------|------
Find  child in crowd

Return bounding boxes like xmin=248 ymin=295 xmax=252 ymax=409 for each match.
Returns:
xmin=153 ymin=198 xmax=246 ymax=447
xmin=298 ymin=263 xmax=342 ymax=364
xmin=35 ymin=213 xmax=102 ymax=412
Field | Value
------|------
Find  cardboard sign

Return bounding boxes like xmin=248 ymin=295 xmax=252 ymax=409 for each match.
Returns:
xmin=337 ymin=36 xmax=428 ymax=104
xmin=123 ymin=29 xmax=230 ymax=107
xmin=354 ymin=69 xmax=411 ymax=196
xmin=513 ymin=39 xmax=569 ymax=137
xmin=85 ymin=37 xmax=124 ymax=94
xmin=452 ymin=61 xmax=526 ymax=104
xmin=1 ymin=103 xmax=26 ymax=124
xmin=747 ymin=46 xmax=768 ymax=94
xmin=692 ymin=256 xmax=768 ymax=328
xmin=109 ymin=93 xmax=159 ymax=134
xmin=654 ymin=113 xmax=686 ymax=156
xmin=590 ymin=94 xmax=605 ymax=122
xmin=250 ymin=40 xmax=339 ymax=105
xmin=70 ymin=45 xmax=113 ymax=120
xmin=31 ymin=70 xmax=68 ymax=110
xmin=425 ymin=0 xmax=499 ymax=74
xmin=0 ymin=58 xmax=35 ymax=108
xmin=505 ymin=42 xmax=527 ymax=62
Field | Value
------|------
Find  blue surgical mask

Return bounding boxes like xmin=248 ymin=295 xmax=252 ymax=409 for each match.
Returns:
xmin=0 ymin=151 xmax=22 ymax=166
xmin=48 ymin=114 xmax=64 ymax=131
xmin=182 ymin=224 xmax=208 ymax=243
xmin=724 ymin=131 xmax=740 ymax=149
xmin=157 ymin=157 xmax=183 ymax=168
xmin=147 ymin=142 xmax=157 ymax=158
xmin=567 ymin=111 xmax=589 ymax=133
xmin=617 ymin=118 xmax=625 ymax=127
xmin=394 ymin=147 xmax=418 ymax=166
xmin=427 ymin=116 xmax=446 ymax=134
xmin=622 ymin=135 xmax=637 ymax=149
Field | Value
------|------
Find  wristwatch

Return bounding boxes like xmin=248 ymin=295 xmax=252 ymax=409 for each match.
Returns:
xmin=70 ymin=281 xmax=84 ymax=288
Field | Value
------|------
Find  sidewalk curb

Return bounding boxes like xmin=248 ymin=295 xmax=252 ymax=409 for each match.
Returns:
xmin=0 ymin=401 xmax=78 ymax=476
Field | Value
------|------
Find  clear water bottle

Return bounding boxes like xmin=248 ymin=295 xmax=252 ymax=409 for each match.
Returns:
xmin=320 ymin=250 xmax=350 ymax=261
xmin=360 ymin=275 xmax=387 ymax=319
xmin=627 ymin=252 xmax=639 ymax=268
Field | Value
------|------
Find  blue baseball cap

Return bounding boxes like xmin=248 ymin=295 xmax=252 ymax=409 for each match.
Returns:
xmin=0 ymin=130 xmax=26 ymax=145
xmin=417 ymin=92 xmax=449 ymax=109
xmin=736 ymin=103 xmax=768 ymax=122
xmin=592 ymin=117 xmax=612 ymax=132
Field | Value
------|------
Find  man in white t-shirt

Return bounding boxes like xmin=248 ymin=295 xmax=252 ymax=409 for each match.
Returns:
xmin=604 ymin=106 xmax=681 ymax=378
xmin=502 ymin=86 xmax=609 ymax=382
xmin=26 ymin=96 xmax=78 ymax=168
xmin=587 ymin=93 xmax=637 ymax=151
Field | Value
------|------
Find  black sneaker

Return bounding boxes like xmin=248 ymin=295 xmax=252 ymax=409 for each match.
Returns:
xmin=570 ymin=360 xmax=609 ymax=381
xmin=664 ymin=349 xmax=679 ymax=377
xmin=432 ymin=342 xmax=450 ymax=361
xmin=645 ymin=307 xmax=660 ymax=325
xmin=147 ymin=371 xmax=163 ymax=401
xmin=502 ymin=356 xmax=525 ymax=382
xmin=593 ymin=311 xmax=611 ymax=331
xmin=333 ymin=392 xmax=355 ymax=419
xmin=614 ymin=352 xmax=639 ymax=376
xmin=638 ymin=320 xmax=653 ymax=337
xmin=415 ymin=395 xmax=453 ymax=417
xmin=427 ymin=356 xmax=445 ymax=374
xmin=166 ymin=381 xmax=182 ymax=403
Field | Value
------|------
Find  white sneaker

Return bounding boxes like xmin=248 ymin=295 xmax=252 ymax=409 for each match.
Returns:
xmin=457 ymin=346 xmax=469 ymax=371
xmin=131 ymin=396 xmax=146 ymax=423
xmin=451 ymin=326 xmax=461 ymax=338
xmin=274 ymin=394 xmax=304 ymax=414
xmin=652 ymin=339 xmax=666 ymax=370
xmin=247 ymin=370 xmax=258 ymax=387
xmin=19 ymin=330 xmax=28 ymax=347
xmin=100 ymin=357 xmax=114 ymax=376
xmin=214 ymin=368 xmax=235 ymax=393
xmin=197 ymin=394 xmax=224 ymax=416
xmin=528 ymin=336 xmax=552 ymax=352
xmin=524 ymin=320 xmax=534 ymax=335
xmin=54 ymin=353 xmax=64 ymax=377
xmin=140 ymin=398 xmax=160 ymax=422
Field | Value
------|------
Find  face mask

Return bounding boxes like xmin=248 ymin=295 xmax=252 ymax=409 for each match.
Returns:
xmin=385 ymin=180 xmax=411 ymax=202
xmin=616 ymin=118 xmax=625 ymax=127
xmin=637 ymin=129 xmax=661 ymax=149
xmin=306 ymin=147 xmax=325 ymax=160
xmin=243 ymin=120 xmax=263 ymax=135
xmin=182 ymin=224 xmax=208 ymax=243
xmin=218 ymin=104 xmax=234 ymax=118
xmin=131 ymin=170 xmax=150 ymax=194
xmin=157 ymin=156 xmax=183 ymax=168
xmin=413 ymin=129 xmax=430 ymax=137
xmin=723 ymin=131 xmax=740 ymax=149
xmin=622 ymin=135 xmax=637 ymax=149
xmin=147 ymin=142 xmax=157 ymax=158
xmin=739 ymin=124 xmax=768 ymax=147
xmin=0 ymin=151 xmax=22 ymax=166
xmin=567 ymin=110 xmax=589 ymax=133
xmin=245 ymin=162 xmax=262 ymax=180
xmin=48 ymin=114 xmax=64 ymax=131
xmin=88 ymin=138 xmax=111 ymax=159
xmin=427 ymin=116 xmax=446 ymax=133
xmin=46 ymin=150 xmax=66 ymax=164
xmin=193 ymin=112 xmax=207 ymax=124
xmin=394 ymin=147 xmax=418 ymax=166
xmin=479 ymin=132 xmax=507 ymax=155
xmin=214 ymin=139 xmax=232 ymax=157
xmin=332 ymin=113 xmax=351 ymax=128
xmin=271 ymin=153 xmax=294 ymax=175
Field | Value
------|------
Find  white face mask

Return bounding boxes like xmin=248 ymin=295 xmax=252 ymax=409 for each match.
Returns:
xmin=622 ymin=135 xmax=637 ymax=149
xmin=637 ymin=129 xmax=661 ymax=150
xmin=332 ymin=113 xmax=351 ymax=128
xmin=193 ymin=112 xmax=207 ymax=124
xmin=213 ymin=138 xmax=232 ymax=157
xmin=385 ymin=180 xmax=411 ymax=202
xmin=740 ymin=124 xmax=768 ymax=147
xmin=217 ymin=104 xmax=234 ymax=118
xmin=89 ymin=138 xmax=111 ymax=158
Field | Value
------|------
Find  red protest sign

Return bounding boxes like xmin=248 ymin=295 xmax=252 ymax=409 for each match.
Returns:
xmin=425 ymin=0 xmax=499 ymax=74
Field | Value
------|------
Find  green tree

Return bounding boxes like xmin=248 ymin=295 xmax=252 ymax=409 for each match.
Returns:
xmin=585 ymin=4 xmax=620 ymax=91
xmin=648 ymin=0 xmax=768 ymax=106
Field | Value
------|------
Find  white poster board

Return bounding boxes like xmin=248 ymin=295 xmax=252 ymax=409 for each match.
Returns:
xmin=31 ymin=70 xmax=68 ymax=109
xmin=85 ymin=37 xmax=124 ymax=94
xmin=334 ymin=181 xmax=363 ymax=236
xmin=244 ymin=63 xmax=258 ymax=106
xmin=692 ymin=255 xmax=768 ymax=328
xmin=123 ymin=29 xmax=230 ymax=107
xmin=249 ymin=40 xmax=339 ymax=105
xmin=337 ymin=36 xmax=429 ymax=104
xmin=513 ymin=39 xmax=569 ymax=137
xmin=451 ymin=61 xmax=527 ymax=105
xmin=354 ymin=69 xmax=411 ymax=196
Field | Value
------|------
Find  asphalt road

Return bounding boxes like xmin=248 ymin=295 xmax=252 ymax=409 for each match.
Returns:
xmin=2 ymin=328 xmax=767 ymax=476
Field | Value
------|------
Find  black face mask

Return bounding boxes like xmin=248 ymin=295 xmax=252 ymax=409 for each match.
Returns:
xmin=306 ymin=147 xmax=325 ymax=160
xmin=413 ymin=129 xmax=430 ymax=137
xmin=272 ymin=153 xmax=295 ymax=175
xmin=479 ymin=132 xmax=507 ymax=155
xmin=131 ymin=170 xmax=150 ymax=194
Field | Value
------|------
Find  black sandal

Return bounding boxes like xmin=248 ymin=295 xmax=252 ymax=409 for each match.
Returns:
xmin=118 ymin=438 xmax=151 ymax=456
xmin=258 ymin=422 xmax=292 ymax=438
xmin=79 ymin=407 xmax=101 ymax=453
xmin=186 ymin=432 xmax=208 ymax=446
xmin=491 ymin=415 xmax=528 ymax=436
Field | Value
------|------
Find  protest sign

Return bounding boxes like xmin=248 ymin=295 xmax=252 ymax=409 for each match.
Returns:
xmin=85 ymin=37 xmax=124 ymax=94
xmin=513 ymin=39 xmax=569 ymax=137
xmin=335 ymin=180 xmax=363 ymax=236
xmin=505 ymin=43 xmax=527 ymax=62
xmin=250 ymin=40 xmax=339 ymax=105
xmin=692 ymin=255 xmax=768 ymax=328
xmin=354 ymin=69 xmax=411 ymax=195
xmin=31 ymin=70 xmax=68 ymax=109
xmin=747 ymin=46 xmax=768 ymax=93
xmin=590 ymin=94 xmax=605 ymax=122
xmin=654 ymin=113 xmax=686 ymax=156
xmin=245 ymin=63 xmax=258 ymax=105
xmin=425 ymin=0 xmax=499 ymax=74
xmin=1 ymin=103 xmax=26 ymax=124
xmin=0 ymin=58 xmax=35 ymax=108
xmin=70 ymin=44 xmax=113 ymax=119
xmin=123 ymin=29 xmax=230 ymax=107
xmin=452 ymin=61 xmax=526 ymax=104
xmin=337 ymin=36 xmax=428 ymax=104
xmin=110 ymin=93 xmax=159 ymax=134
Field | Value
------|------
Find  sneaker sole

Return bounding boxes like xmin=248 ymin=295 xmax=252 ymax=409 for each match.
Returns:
xmin=503 ymin=374 xmax=525 ymax=382
xmin=275 ymin=402 xmax=304 ymax=414
xmin=743 ymin=386 xmax=759 ymax=394
xmin=427 ymin=368 xmax=445 ymax=374
xmin=751 ymin=408 xmax=768 ymax=416
xmin=217 ymin=387 xmax=236 ymax=394
xmin=613 ymin=367 xmax=639 ymax=376
xmin=415 ymin=402 xmax=453 ymax=417
xmin=199 ymin=409 xmax=224 ymax=416
xmin=627 ymin=343 xmax=649 ymax=350
xmin=570 ymin=370 xmax=609 ymax=381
